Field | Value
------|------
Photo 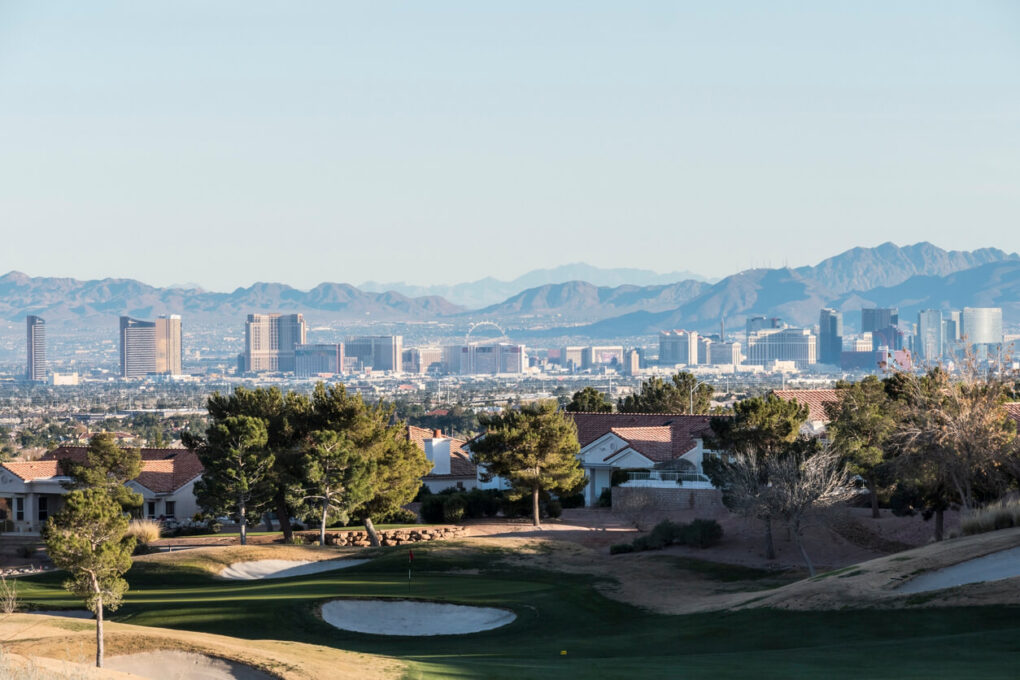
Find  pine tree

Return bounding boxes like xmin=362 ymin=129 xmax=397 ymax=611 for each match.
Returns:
xmin=706 ymin=393 xmax=808 ymax=559
xmin=617 ymin=372 xmax=712 ymax=414
xmin=193 ymin=415 xmax=273 ymax=546
xmin=565 ymin=387 xmax=613 ymax=413
xmin=471 ymin=401 xmax=586 ymax=527
xmin=59 ymin=432 xmax=143 ymax=512
xmin=44 ymin=489 xmax=135 ymax=668
xmin=301 ymin=430 xmax=373 ymax=545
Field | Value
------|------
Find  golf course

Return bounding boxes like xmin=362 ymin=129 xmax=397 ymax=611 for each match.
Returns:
xmin=13 ymin=534 xmax=1020 ymax=680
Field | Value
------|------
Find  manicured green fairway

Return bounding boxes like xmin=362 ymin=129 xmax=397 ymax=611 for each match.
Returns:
xmin=18 ymin=547 xmax=1020 ymax=679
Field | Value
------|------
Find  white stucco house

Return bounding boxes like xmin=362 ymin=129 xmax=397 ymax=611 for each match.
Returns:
xmin=407 ymin=426 xmax=479 ymax=493
xmin=566 ymin=413 xmax=721 ymax=506
xmin=0 ymin=446 xmax=204 ymax=534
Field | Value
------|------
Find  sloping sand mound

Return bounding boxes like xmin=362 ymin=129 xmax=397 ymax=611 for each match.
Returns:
xmin=220 ymin=558 xmax=369 ymax=580
xmin=106 ymin=651 xmax=275 ymax=680
xmin=321 ymin=599 xmax=515 ymax=636
xmin=897 ymin=545 xmax=1020 ymax=594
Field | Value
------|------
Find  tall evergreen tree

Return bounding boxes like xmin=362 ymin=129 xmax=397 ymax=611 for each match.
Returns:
xmin=193 ymin=415 xmax=273 ymax=545
xmin=565 ymin=387 xmax=613 ymax=413
xmin=300 ymin=430 xmax=373 ymax=545
xmin=59 ymin=432 xmax=143 ymax=512
xmin=471 ymin=401 xmax=586 ymax=527
xmin=825 ymin=376 xmax=899 ymax=518
xmin=706 ymin=393 xmax=808 ymax=559
xmin=44 ymin=489 xmax=135 ymax=668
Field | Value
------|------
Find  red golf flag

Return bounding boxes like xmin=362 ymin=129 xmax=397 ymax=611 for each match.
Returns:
xmin=408 ymin=550 xmax=414 ymax=562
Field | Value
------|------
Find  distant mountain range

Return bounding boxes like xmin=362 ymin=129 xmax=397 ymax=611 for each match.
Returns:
xmin=360 ymin=263 xmax=713 ymax=308
xmin=1 ymin=243 xmax=1017 ymax=339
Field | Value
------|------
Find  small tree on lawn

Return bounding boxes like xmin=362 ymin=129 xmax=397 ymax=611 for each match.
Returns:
xmin=193 ymin=415 xmax=273 ymax=546
xmin=60 ymin=432 xmax=143 ymax=513
xmin=471 ymin=401 xmax=586 ymax=527
xmin=300 ymin=430 xmax=373 ymax=545
xmin=44 ymin=489 xmax=135 ymax=668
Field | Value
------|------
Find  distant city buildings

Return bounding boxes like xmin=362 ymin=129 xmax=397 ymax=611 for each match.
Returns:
xmin=120 ymin=315 xmax=182 ymax=378
xmin=746 ymin=328 xmax=816 ymax=367
xmin=243 ymin=313 xmax=306 ymax=373
xmin=962 ymin=307 xmax=1004 ymax=358
xmin=818 ymin=309 xmax=842 ymax=366
xmin=582 ymin=346 xmax=624 ymax=370
xmin=345 ymin=335 xmax=402 ymax=373
xmin=861 ymin=308 xmax=898 ymax=333
xmin=402 ymin=347 xmax=443 ymax=375
xmin=708 ymin=340 xmax=742 ymax=366
xmin=659 ymin=330 xmax=697 ymax=365
xmin=26 ymin=316 xmax=46 ymax=382
xmin=295 ymin=343 xmax=344 ymax=377
xmin=445 ymin=343 xmax=526 ymax=374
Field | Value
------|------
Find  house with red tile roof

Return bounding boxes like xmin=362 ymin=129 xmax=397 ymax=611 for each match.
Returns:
xmin=771 ymin=389 xmax=841 ymax=435
xmin=565 ymin=413 xmax=721 ymax=506
xmin=406 ymin=426 xmax=478 ymax=493
xmin=0 ymin=446 xmax=204 ymax=534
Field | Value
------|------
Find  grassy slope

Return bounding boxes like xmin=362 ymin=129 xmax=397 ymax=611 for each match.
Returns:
xmin=17 ymin=545 xmax=1020 ymax=680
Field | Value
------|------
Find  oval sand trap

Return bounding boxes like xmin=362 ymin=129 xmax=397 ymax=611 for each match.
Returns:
xmin=321 ymin=599 xmax=516 ymax=636
xmin=106 ymin=651 xmax=275 ymax=680
xmin=220 ymin=558 xmax=369 ymax=580
xmin=898 ymin=546 xmax=1020 ymax=594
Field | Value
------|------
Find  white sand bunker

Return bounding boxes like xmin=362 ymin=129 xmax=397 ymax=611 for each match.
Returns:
xmin=220 ymin=558 xmax=369 ymax=580
xmin=898 ymin=546 xmax=1020 ymax=594
xmin=105 ymin=651 xmax=275 ymax=680
xmin=321 ymin=599 xmax=516 ymax=636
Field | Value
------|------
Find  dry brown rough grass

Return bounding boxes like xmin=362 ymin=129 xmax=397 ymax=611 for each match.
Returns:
xmin=0 ymin=613 xmax=402 ymax=680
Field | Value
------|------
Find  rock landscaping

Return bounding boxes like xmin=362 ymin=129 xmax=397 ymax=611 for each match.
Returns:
xmin=298 ymin=525 xmax=467 ymax=547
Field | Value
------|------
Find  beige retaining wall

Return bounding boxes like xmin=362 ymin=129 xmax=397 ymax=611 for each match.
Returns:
xmin=611 ymin=486 xmax=724 ymax=514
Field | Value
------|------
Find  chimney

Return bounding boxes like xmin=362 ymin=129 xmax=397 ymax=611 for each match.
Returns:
xmin=423 ymin=436 xmax=451 ymax=476
xmin=433 ymin=429 xmax=442 ymax=438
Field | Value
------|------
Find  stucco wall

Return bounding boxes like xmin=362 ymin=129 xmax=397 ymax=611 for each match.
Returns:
xmin=611 ymin=486 xmax=724 ymax=513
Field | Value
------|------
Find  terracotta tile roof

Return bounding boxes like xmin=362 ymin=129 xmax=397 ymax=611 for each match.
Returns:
xmin=1004 ymin=403 xmax=1020 ymax=425
xmin=771 ymin=390 xmax=841 ymax=423
xmin=406 ymin=426 xmax=476 ymax=478
xmin=43 ymin=446 xmax=188 ymax=463
xmin=567 ymin=412 xmax=718 ymax=464
xmin=606 ymin=426 xmax=677 ymax=462
xmin=2 ymin=460 xmax=63 ymax=482
xmin=8 ymin=447 xmax=204 ymax=493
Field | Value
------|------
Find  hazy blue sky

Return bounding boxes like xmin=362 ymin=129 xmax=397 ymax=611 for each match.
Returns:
xmin=1 ymin=2 xmax=1018 ymax=290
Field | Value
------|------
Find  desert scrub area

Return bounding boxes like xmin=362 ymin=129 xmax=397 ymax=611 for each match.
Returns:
xmin=14 ymin=536 xmax=1020 ymax=679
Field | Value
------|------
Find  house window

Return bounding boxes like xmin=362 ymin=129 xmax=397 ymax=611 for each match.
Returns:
xmin=15 ymin=498 xmax=23 ymax=522
xmin=147 ymin=501 xmax=156 ymax=518
xmin=38 ymin=497 xmax=48 ymax=522
xmin=165 ymin=501 xmax=176 ymax=519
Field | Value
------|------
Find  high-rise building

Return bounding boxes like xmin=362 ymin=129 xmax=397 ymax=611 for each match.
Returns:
xmin=916 ymin=310 xmax=944 ymax=361
xmin=243 ymin=313 xmax=306 ymax=373
xmin=746 ymin=328 xmax=817 ymax=367
xmin=120 ymin=315 xmax=183 ymax=378
xmin=295 ymin=343 xmax=343 ymax=377
xmin=26 ymin=316 xmax=46 ymax=382
xmin=402 ymin=347 xmax=443 ymax=374
xmin=447 ymin=343 xmax=526 ymax=375
xmin=962 ymin=307 xmax=1003 ymax=351
xmin=861 ymin=308 xmax=898 ymax=333
xmin=345 ymin=335 xmax=402 ymax=373
xmin=155 ymin=315 xmax=182 ymax=376
xmin=709 ymin=341 xmax=742 ymax=365
xmin=697 ymin=337 xmax=713 ymax=364
xmin=659 ymin=330 xmax=698 ymax=365
xmin=623 ymin=349 xmax=640 ymax=376
xmin=561 ymin=347 xmax=585 ymax=370
xmin=818 ymin=309 xmax=843 ymax=366
xmin=582 ymin=346 xmax=624 ymax=370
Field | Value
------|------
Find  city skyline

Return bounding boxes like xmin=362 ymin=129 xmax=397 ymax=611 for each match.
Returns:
xmin=2 ymin=3 xmax=1019 ymax=289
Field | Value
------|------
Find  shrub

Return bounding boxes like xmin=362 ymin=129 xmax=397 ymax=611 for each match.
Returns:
xmin=126 ymin=519 xmax=162 ymax=545
xmin=681 ymin=519 xmax=723 ymax=548
xmin=15 ymin=545 xmax=36 ymax=559
xmin=285 ymin=536 xmax=306 ymax=545
xmin=597 ymin=488 xmax=613 ymax=508
xmin=421 ymin=495 xmax=446 ymax=524
xmin=464 ymin=489 xmax=502 ymax=518
xmin=631 ymin=535 xmax=653 ymax=551
xmin=961 ymin=496 xmax=1020 ymax=536
xmin=609 ymin=543 xmax=635 ymax=555
xmin=650 ymin=520 xmax=681 ymax=546
xmin=381 ymin=508 xmax=419 ymax=524
xmin=443 ymin=495 xmax=466 ymax=523
xmin=0 ymin=574 xmax=18 ymax=614
xmin=545 ymin=500 xmax=562 ymax=518
xmin=559 ymin=492 xmax=586 ymax=509
xmin=414 ymin=483 xmax=433 ymax=502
